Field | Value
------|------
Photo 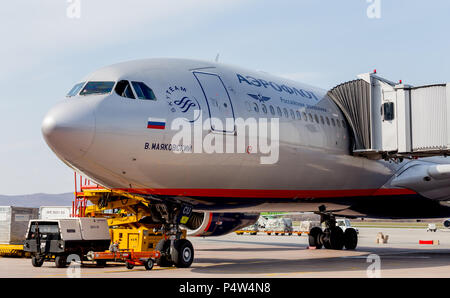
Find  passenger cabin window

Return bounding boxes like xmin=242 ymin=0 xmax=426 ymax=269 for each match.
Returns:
xmin=277 ymin=107 xmax=282 ymax=117
xmin=115 ymin=80 xmax=135 ymax=99
xmin=66 ymin=82 xmax=85 ymax=97
xmin=80 ymin=81 xmax=115 ymax=96
xmin=269 ymin=105 xmax=275 ymax=115
xmin=314 ymin=114 xmax=319 ymax=124
xmin=253 ymin=103 xmax=259 ymax=113
xmin=261 ymin=104 xmax=267 ymax=114
xmin=245 ymin=101 xmax=252 ymax=112
xmin=131 ymin=81 xmax=156 ymax=100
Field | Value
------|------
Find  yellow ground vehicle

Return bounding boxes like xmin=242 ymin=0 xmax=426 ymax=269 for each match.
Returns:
xmin=0 ymin=244 xmax=30 ymax=257
xmin=74 ymin=176 xmax=186 ymax=254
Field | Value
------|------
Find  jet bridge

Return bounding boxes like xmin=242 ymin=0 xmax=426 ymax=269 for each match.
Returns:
xmin=328 ymin=71 xmax=450 ymax=160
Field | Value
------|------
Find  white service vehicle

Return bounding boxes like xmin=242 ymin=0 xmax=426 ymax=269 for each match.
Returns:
xmin=427 ymin=223 xmax=437 ymax=232
xmin=23 ymin=218 xmax=111 ymax=268
xmin=336 ymin=219 xmax=359 ymax=234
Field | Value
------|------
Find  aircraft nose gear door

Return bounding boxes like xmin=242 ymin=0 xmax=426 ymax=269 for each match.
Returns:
xmin=193 ymin=72 xmax=235 ymax=133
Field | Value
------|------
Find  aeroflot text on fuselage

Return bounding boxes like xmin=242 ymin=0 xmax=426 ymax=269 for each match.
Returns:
xmin=236 ymin=73 xmax=320 ymax=101
xmin=151 ymin=111 xmax=280 ymax=165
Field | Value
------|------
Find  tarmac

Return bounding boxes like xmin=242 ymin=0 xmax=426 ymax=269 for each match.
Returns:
xmin=1 ymin=227 xmax=450 ymax=278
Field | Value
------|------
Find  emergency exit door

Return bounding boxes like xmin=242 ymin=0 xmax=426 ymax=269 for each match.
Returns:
xmin=193 ymin=72 xmax=235 ymax=133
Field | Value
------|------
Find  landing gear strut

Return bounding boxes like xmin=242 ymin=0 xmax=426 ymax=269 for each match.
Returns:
xmin=153 ymin=202 xmax=195 ymax=268
xmin=308 ymin=208 xmax=358 ymax=250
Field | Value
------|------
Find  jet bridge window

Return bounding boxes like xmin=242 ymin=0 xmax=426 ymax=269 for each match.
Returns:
xmin=382 ymin=102 xmax=395 ymax=121
xmin=80 ymin=81 xmax=115 ymax=96
xmin=131 ymin=82 xmax=156 ymax=100
xmin=115 ymin=80 xmax=135 ymax=99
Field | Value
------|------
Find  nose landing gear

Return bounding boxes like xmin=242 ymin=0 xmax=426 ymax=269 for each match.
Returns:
xmin=308 ymin=209 xmax=358 ymax=250
xmin=154 ymin=203 xmax=195 ymax=268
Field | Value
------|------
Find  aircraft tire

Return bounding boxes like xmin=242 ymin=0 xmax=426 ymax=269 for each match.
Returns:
xmin=329 ymin=227 xmax=344 ymax=250
xmin=171 ymin=239 xmax=194 ymax=268
xmin=156 ymin=239 xmax=174 ymax=267
xmin=308 ymin=227 xmax=323 ymax=249
xmin=344 ymin=228 xmax=358 ymax=250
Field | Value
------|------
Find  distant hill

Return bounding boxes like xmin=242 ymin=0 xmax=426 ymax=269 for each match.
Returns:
xmin=0 ymin=193 xmax=75 ymax=208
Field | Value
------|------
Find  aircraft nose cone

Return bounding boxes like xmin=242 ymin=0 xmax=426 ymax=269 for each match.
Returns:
xmin=42 ymin=100 xmax=95 ymax=160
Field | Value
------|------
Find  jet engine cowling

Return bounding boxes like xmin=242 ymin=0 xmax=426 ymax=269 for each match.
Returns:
xmin=183 ymin=212 xmax=259 ymax=236
xmin=444 ymin=219 xmax=450 ymax=228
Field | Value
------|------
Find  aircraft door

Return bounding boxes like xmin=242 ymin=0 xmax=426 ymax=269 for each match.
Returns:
xmin=193 ymin=72 xmax=235 ymax=133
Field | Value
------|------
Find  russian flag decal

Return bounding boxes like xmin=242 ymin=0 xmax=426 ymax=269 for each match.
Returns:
xmin=147 ymin=117 xmax=166 ymax=130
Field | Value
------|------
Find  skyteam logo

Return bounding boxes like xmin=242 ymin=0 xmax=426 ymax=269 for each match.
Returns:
xmin=165 ymin=85 xmax=201 ymax=123
xmin=174 ymin=97 xmax=197 ymax=113
xmin=248 ymin=93 xmax=271 ymax=103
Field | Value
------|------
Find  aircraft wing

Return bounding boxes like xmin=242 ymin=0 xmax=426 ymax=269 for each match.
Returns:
xmin=391 ymin=162 xmax=450 ymax=201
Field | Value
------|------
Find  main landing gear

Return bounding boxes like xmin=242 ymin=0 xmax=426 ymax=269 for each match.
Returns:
xmin=308 ymin=209 xmax=358 ymax=250
xmin=153 ymin=203 xmax=195 ymax=268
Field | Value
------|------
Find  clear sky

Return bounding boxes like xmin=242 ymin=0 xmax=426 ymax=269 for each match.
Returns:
xmin=1 ymin=0 xmax=450 ymax=195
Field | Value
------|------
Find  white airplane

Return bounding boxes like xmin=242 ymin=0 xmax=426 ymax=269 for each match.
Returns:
xmin=42 ymin=58 xmax=450 ymax=268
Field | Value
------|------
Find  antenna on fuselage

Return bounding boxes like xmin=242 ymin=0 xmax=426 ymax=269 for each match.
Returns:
xmin=215 ymin=53 xmax=220 ymax=63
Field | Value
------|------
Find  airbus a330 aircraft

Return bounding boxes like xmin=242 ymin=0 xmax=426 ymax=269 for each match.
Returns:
xmin=42 ymin=58 xmax=450 ymax=268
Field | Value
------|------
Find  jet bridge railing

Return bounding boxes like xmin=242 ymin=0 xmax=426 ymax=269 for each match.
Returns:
xmin=328 ymin=72 xmax=450 ymax=160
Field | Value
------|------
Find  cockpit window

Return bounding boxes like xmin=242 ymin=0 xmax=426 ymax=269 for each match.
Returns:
xmin=131 ymin=81 xmax=156 ymax=100
xmin=115 ymin=80 xmax=135 ymax=99
xmin=66 ymin=82 xmax=85 ymax=97
xmin=80 ymin=81 xmax=115 ymax=96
